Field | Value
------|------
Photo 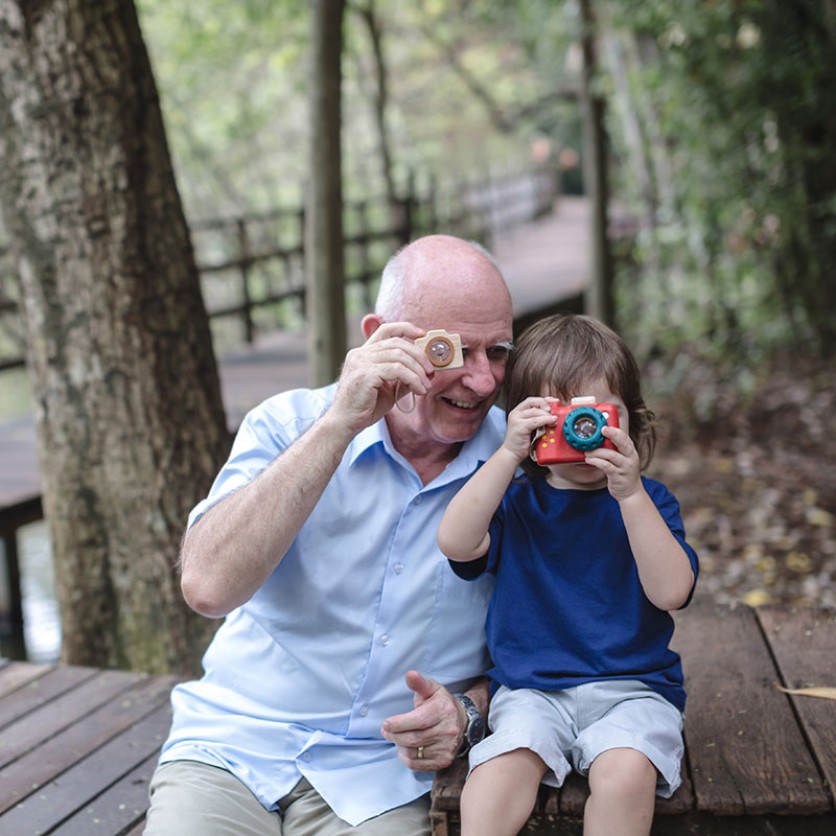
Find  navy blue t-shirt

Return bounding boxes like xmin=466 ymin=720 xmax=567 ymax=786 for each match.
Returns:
xmin=450 ymin=476 xmax=699 ymax=711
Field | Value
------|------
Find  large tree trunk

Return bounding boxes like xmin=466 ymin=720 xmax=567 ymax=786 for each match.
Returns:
xmin=0 ymin=0 xmax=229 ymax=674
xmin=306 ymin=0 xmax=347 ymax=386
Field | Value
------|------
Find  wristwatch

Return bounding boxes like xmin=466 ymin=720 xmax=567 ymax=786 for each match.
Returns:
xmin=454 ymin=693 xmax=485 ymax=757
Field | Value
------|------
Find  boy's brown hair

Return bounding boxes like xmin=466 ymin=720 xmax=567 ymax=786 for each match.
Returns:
xmin=504 ymin=313 xmax=657 ymax=478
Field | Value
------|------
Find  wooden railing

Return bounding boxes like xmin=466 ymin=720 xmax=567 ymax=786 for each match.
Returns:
xmin=0 ymin=167 xmax=558 ymax=371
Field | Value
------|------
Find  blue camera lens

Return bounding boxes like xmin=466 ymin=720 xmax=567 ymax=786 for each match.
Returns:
xmin=562 ymin=406 xmax=607 ymax=451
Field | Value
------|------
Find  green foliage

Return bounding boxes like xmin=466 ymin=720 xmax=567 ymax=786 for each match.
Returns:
xmin=604 ymin=0 xmax=836 ymax=378
xmin=135 ymin=0 xmax=835 ymax=392
xmin=136 ymin=0 xmax=580 ymax=216
xmin=136 ymin=0 xmax=310 ymax=215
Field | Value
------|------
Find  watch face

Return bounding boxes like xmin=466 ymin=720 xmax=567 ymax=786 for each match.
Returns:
xmin=468 ymin=712 xmax=485 ymax=744
xmin=458 ymin=694 xmax=485 ymax=745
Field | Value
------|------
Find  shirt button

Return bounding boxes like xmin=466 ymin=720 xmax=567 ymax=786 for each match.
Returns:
xmin=359 ymin=705 xmax=369 ymax=717
xmin=380 ymin=634 xmax=390 ymax=647
xmin=414 ymin=495 xmax=423 ymax=505
xmin=394 ymin=563 xmax=404 ymax=574
xmin=301 ymin=752 xmax=312 ymax=762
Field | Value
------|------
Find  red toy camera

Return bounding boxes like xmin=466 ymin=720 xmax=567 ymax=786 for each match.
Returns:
xmin=532 ymin=396 xmax=620 ymax=465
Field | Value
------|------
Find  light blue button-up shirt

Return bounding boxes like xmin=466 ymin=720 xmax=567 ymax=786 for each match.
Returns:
xmin=160 ymin=384 xmax=502 ymax=825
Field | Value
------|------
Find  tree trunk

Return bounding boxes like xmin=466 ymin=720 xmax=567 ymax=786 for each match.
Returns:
xmin=306 ymin=0 xmax=347 ymax=386
xmin=578 ymin=0 xmax=614 ymax=327
xmin=0 ymin=0 xmax=229 ymax=674
xmin=354 ymin=0 xmax=398 ymax=206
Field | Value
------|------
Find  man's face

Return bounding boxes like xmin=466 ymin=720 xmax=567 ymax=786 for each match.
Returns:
xmin=387 ymin=273 xmax=514 ymax=452
xmin=405 ymin=322 xmax=513 ymax=446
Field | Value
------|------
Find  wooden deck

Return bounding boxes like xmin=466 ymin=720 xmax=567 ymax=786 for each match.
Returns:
xmin=430 ymin=603 xmax=836 ymax=836
xmin=0 ymin=603 xmax=832 ymax=835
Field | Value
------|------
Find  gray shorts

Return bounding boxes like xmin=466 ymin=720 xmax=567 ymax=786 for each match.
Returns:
xmin=468 ymin=680 xmax=684 ymax=798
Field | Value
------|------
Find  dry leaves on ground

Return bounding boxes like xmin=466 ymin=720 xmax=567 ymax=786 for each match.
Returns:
xmin=648 ymin=358 xmax=836 ymax=609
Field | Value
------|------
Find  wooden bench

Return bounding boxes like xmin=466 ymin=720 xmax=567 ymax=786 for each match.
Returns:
xmin=430 ymin=603 xmax=836 ymax=835
xmin=0 ymin=603 xmax=833 ymax=834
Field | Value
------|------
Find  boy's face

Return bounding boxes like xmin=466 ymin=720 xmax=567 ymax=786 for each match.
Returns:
xmin=540 ymin=378 xmax=628 ymax=490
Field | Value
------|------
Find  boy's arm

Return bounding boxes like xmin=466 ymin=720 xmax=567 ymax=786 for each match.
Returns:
xmin=618 ymin=491 xmax=695 ymax=611
xmin=437 ymin=446 xmax=520 ymax=562
xmin=439 ymin=396 xmax=555 ymax=563
xmin=587 ymin=424 xmax=695 ymax=612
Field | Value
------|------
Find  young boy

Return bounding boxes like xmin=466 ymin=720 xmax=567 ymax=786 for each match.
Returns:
xmin=437 ymin=314 xmax=698 ymax=836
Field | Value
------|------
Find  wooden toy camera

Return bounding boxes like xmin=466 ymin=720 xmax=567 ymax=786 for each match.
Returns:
xmin=532 ymin=396 xmax=619 ymax=465
xmin=415 ymin=329 xmax=463 ymax=369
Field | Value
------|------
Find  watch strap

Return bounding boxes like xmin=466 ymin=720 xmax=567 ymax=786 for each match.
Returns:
xmin=454 ymin=692 xmax=485 ymax=758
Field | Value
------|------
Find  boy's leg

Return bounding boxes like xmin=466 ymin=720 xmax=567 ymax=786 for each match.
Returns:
xmin=571 ymin=681 xmax=685 ymax=836
xmin=583 ymin=748 xmax=656 ymax=836
xmin=460 ymin=748 xmax=547 ymax=836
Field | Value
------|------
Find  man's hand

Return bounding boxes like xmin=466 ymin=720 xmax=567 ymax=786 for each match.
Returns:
xmin=332 ymin=322 xmax=434 ymax=433
xmin=380 ymin=671 xmax=465 ymax=772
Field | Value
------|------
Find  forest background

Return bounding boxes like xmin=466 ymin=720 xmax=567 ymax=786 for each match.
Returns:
xmin=0 ymin=0 xmax=834 ymax=673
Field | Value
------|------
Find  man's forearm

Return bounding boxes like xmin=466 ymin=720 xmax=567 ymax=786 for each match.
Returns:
xmin=180 ymin=410 xmax=355 ymax=617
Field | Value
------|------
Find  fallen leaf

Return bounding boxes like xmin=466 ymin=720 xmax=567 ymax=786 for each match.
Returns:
xmin=774 ymin=684 xmax=836 ymax=701
xmin=742 ymin=589 xmax=772 ymax=607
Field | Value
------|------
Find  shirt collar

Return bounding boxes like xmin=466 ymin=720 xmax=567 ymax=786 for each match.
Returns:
xmin=347 ymin=406 xmax=506 ymax=484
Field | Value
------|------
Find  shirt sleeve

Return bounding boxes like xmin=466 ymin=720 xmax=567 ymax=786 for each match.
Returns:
xmin=188 ymin=389 xmax=328 ymax=528
xmin=645 ymin=477 xmax=700 ymax=607
xmin=448 ymin=555 xmax=489 ymax=580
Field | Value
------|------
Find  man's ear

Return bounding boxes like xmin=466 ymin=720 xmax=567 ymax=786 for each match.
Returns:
xmin=361 ymin=313 xmax=383 ymax=340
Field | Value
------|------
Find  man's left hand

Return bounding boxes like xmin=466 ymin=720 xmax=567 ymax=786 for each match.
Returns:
xmin=380 ymin=670 xmax=464 ymax=771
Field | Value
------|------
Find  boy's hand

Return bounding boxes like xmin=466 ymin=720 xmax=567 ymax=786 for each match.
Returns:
xmin=584 ymin=425 xmax=642 ymax=501
xmin=502 ymin=397 xmax=556 ymax=462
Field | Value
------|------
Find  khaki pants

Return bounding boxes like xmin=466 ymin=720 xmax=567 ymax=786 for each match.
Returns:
xmin=144 ymin=761 xmax=432 ymax=836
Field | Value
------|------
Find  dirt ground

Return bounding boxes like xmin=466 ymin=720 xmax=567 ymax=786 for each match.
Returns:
xmin=645 ymin=357 xmax=836 ymax=609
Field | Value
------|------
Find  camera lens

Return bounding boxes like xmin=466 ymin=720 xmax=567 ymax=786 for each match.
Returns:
xmin=427 ymin=338 xmax=453 ymax=367
xmin=562 ymin=406 xmax=607 ymax=451
xmin=572 ymin=415 xmax=598 ymax=439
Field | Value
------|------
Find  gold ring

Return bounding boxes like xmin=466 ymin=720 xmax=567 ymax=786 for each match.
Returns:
xmin=417 ymin=745 xmax=425 ymax=760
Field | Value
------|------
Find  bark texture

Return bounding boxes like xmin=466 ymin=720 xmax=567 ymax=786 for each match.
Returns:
xmin=0 ymin=0 xmax=229 ymax=673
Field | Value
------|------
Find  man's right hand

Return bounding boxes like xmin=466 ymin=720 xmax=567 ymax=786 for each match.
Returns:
xmin=332 ymin=320 xmax=434 ymax=432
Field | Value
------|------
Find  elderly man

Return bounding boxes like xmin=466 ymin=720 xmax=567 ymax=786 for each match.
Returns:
xmin=145 ymin=235 xmax=515 ymax=835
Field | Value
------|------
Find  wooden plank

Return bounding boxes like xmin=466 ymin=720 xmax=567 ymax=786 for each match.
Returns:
xmin=0 ymin=673 xmax=176 ymax=815
xmin=430 ymin=757 xmax=468 ymax=812
xmin=0 ymin=667 xmax=97 ymax=736
xmin=756 ymin=605 xmax=836 ymax=810
xmin=671 ymin=603 xmax=829 ymax=816
xmin=51 ymin=752 xmax=158 ymax=835
xmin=0 ymin=668 xmax=146 ymax=768
xmin=53 ymin=757 xmax=157 ymax=835
xmin=0 ymin=659 xmax=52 ymax=700
xmin=0 ymin=665 xmax=98 ymax=730
xmin=0 ymin=704 xmax=171 ymax=835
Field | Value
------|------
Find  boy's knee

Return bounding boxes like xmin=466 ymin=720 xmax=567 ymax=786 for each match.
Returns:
xmin=588 ymin=748 xmax=657 ymax=802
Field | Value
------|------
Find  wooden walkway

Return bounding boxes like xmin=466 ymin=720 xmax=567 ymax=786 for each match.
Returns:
xmin=0 ymin=603 xmax=832 ymax=834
